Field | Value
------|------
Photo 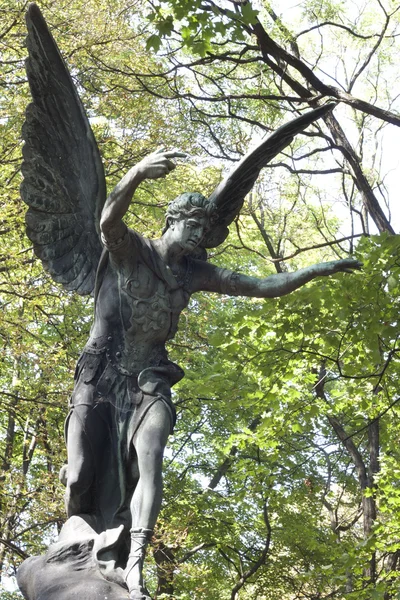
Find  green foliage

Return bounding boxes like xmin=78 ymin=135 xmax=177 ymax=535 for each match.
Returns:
xmin=147 ymin=0 xmax=259 ymax=56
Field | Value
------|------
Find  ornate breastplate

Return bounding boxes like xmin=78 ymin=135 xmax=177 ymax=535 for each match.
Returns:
xmin=121 ymin=261 xmax=190 ymax=339
xmin=87 ymin=252 xmax=192 ymax=376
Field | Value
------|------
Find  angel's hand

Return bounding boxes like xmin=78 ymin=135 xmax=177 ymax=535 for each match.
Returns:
xmin=320 ymin=258 xmax=363 ymax=276
xmin=136 ymin=148 xmax=187 ymax=181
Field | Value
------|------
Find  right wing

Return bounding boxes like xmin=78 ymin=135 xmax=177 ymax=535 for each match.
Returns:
xmin=202 ymin=103 xmax=337 ymax=249
xmin=21 ymin=3 xmax=106 ymax=295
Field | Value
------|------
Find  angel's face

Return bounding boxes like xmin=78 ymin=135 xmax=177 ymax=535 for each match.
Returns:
xmin=170 ymin=215 xmax=208 ymax=253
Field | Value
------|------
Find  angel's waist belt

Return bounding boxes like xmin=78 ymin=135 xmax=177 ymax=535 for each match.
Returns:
xmin=83 ymin=333 xmax=169 ymax=375
xmin=70 ymin=355 xmax=179 ymax=438
xmin=73 ymin=336 xmax=184 ymax=416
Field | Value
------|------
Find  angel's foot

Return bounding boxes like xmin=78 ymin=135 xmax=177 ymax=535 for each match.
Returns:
xmin=128 ymin=585 xmax=152 ymax=600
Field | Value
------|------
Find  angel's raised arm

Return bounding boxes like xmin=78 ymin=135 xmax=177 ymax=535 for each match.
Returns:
xmin=100 ymin=149 xmax=186 ymax=246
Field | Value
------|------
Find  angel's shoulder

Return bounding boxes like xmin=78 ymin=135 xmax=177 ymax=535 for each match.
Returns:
xmin=190 ymin=258 xmax=227 ymax=293
xmin=127 ymin=227 xmax=145 ymax=246
xmin=191 ymin=257 xmax=215 ymax=273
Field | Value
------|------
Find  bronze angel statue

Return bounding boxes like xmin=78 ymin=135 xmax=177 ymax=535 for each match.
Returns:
xmin=18 ymin=5 xmax=361 ymax=600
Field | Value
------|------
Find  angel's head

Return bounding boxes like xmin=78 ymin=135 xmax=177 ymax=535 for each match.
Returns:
xmin=163 ymin=193 xmax=216 ymax=230
xmin=161 ymin=192 xmax=216 ymax=252
xmin=162 ymin=192 xmax=217 ymax=257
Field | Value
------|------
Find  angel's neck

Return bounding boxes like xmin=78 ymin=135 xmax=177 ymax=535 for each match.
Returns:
xmin=152 ymin=236 xmax=186 ymax=266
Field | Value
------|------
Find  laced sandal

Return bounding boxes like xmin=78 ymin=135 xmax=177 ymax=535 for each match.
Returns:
xmin=124 ymin=528 xmax=153 ymax=600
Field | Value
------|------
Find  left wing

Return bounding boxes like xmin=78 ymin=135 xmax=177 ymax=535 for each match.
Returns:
xmin=202 ymin=102 xmax=336 ymax=249
xmin=21 ymin=3 xmax=106 ymax=295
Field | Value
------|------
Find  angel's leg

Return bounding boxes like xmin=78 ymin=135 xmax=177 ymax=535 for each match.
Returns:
xmin=65 ymin=403 xmax=105 ymax=517
xmin=124 ymin=401 xmax=171 ymax=599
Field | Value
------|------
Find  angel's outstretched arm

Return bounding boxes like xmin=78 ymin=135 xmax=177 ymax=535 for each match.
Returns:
xmin=192 ymin=259 xmax=362 ymax=297
xmin=100 ymin=149 xmax=186 ymax=245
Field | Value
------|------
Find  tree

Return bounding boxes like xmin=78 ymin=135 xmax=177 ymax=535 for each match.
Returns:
xmin=1 ymin=1 xmax=400 ymax=599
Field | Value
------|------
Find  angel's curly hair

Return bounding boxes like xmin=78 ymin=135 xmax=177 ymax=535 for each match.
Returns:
xmin=162 ymin=192 xmax=217 ymax=234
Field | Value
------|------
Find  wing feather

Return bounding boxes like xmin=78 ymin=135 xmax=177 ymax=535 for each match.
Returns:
xmin=25 ymin=211 xmax=80 ymax=232
xmin=29 ymin=239 xmax=82 ymax=262
xmin=27 ymin=228 xmax=80 ymax=247
xmin=21 ymin=4 xmax=106 ymax=294
xmin=41 ymin=237 xmax=98 ymax=277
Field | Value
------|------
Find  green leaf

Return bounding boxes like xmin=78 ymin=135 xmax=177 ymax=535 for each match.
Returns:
xmin=209 ymin=331 xmax=226 ymax=346
xmin=291 ymin=422 xmax=303 ymax=433
xmin=156 ymin=15 xmax=174 ymax=37
xmin=240 ymin=2 xmax=259 ymax=24
xmin=146 ymin=34 xmax=161 ymax=52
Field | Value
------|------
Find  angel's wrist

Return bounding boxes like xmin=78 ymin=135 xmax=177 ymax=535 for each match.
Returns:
xmin=130 ymin=164 xmax=146 ymax=184
xmin=314 ymin=262 xmax=334 ymax=277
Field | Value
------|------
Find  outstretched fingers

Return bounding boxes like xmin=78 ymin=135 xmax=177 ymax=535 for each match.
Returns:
xmin=153 ymin=147 xmax=188 ymax=159
xmin=138 ymin=148 xmax=188 ymax=180
xmin=163 ymin=149 xmax=188 ymax=159
xmin=156 ymin=150 xmax=187 ymax=177
xmin=336 ymin=258 xmax=363 ymax=273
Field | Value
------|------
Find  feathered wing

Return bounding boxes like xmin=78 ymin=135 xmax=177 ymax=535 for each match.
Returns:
xmin=21 ymin=3 xmax=106 ymax=295
xmin=202 ymin=103 xmax=336 ymax=249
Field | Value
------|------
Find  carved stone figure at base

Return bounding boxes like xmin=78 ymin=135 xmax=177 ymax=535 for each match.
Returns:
xmin=18 ymin=5 xmax=361 ymax=599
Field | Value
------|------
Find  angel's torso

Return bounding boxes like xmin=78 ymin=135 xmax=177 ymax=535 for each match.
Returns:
xmin=86 ymin=234 xmax=193 ymax=375
xmin=84 ymin=229 xmax=236 ymax=376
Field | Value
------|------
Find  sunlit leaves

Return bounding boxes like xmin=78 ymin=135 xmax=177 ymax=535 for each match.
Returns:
xmin=145 ymin=0 xmax=258 ymax=56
